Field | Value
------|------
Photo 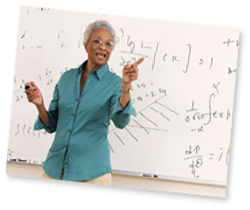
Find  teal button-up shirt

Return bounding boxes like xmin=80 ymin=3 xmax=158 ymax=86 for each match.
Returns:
xmin=34 ymin=60 xmax=136 ymax=181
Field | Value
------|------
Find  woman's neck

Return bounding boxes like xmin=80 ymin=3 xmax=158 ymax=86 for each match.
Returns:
xmin=84 ymin=60 xmax=103 ymax=74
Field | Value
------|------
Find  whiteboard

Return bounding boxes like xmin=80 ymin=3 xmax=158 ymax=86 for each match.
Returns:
xmin=8 ymin=6 xmax=240 ymax=186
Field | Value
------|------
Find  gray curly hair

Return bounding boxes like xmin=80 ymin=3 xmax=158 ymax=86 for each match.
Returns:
xmin=83 ymin=20 xmax=116 ymax=50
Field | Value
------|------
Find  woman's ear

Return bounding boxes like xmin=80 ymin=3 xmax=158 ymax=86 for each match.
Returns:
xmin=84 ymin=44 xmax=88 ymax=53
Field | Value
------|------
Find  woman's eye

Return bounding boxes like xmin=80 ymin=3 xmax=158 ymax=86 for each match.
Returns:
xmin=93 ymin=39 xmax=101 ymax=44
xmin=106 ymin=42 xmax=113 ymax=46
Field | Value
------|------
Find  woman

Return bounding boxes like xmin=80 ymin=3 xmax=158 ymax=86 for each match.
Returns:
xmin=25 ymin=20 xmax=144 ymax=185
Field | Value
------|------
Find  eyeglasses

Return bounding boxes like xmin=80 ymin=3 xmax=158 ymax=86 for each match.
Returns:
xmin=90 ymin=39 xmax=114 ymax=49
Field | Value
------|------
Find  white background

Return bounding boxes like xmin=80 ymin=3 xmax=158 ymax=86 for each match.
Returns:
xmin=0 ymin=0 xmax=248 ymax=209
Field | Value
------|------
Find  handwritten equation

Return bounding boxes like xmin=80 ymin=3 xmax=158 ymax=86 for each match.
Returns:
xmin=184 ymin=82 xmax=232 ymax=132
xmin=19 ymin=11 xmax=239 ymax=76
xmin=14 ymin=122 xmax=48 ymax=139
xmin=184 ymin=145 xmax=229 ymax=179
xmin=130 ymin=82 xmax=167 ymax=105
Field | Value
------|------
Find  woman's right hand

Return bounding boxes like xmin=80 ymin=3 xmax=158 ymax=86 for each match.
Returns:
xmin=24 ymin=81 xmax=43 ymax=106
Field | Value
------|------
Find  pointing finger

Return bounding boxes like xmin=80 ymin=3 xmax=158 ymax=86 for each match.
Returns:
xmin=133 ymin=57 xmax=145 ymax=67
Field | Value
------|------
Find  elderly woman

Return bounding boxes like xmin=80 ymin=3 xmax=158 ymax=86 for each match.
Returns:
xmin=24 ymin=20 xmax=144 ymax=185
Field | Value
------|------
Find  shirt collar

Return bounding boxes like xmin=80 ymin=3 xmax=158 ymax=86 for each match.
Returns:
xmin=78 ymin=60 xmax=109 ymax=80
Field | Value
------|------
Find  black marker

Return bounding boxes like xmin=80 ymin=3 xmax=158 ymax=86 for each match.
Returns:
xmin=142 ymin=173 xmax=158 ymax=178
xmin=25 ymin=85 xmax=31 ymax=89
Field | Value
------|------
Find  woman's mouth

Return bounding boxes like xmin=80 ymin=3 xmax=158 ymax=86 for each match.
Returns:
xmin=96 ymin=53 xmax=106 ymax=60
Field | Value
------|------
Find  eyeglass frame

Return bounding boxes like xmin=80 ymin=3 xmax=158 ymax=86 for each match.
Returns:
xmin=90 ymin=39 xmax=114 ymax=49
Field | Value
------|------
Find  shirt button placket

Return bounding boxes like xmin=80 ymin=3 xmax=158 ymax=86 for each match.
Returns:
xmin=68 ymin=98 xmax=79 ymax=135
xmin=70 ymin=99 xmax=79 ymax=133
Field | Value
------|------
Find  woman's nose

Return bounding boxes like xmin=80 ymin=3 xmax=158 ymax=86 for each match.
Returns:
xmin=99 ymin=41 xmax=106 ymax=49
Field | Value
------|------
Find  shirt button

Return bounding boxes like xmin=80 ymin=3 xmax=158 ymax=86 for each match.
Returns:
xmin=69 ymin=130 xmax=71 ymax=132
xmin=77 ymin=99 xmax=79 ymax=101
xmin=72 ymin=114 xmax=75 ymax=117
xmin=65 ymin=162 xmax=68 ymax=165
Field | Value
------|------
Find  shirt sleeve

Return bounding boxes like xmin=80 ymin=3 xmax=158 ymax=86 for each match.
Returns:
xmin=33 ymin=83 xmax=59 ymax=134
xmin=110 ymin=80 xmax=136 ymax=129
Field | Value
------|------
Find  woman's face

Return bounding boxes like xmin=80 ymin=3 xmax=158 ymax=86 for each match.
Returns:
xmin=85 ymin=29 xmax=113 ymax=69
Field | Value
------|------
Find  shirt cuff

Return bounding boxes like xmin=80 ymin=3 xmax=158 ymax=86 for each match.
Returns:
xmin=33 ymin=114 xmax=51 ymax=130
xmin=112 ymin=98 xmax=137 ymax=117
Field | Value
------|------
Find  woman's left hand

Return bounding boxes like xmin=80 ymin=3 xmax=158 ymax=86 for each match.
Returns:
xmin=122 ymin=57 xmax=145 ymax=85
